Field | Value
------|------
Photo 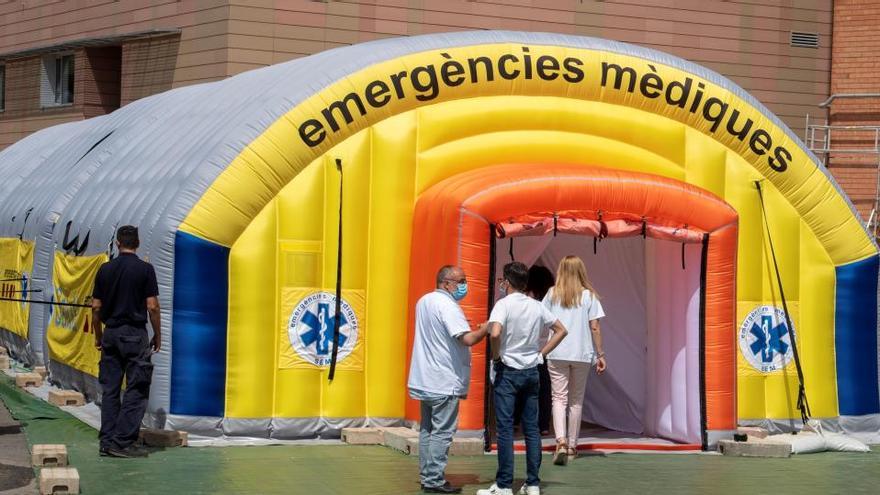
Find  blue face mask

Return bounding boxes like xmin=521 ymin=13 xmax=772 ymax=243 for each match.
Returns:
xmin=452 ymin=282 xmax=468 ymax=301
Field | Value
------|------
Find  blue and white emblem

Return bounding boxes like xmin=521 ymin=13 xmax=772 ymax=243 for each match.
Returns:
xmin=288 ymin=292 xmax=359 ymax=367
xmin=738 ymin=305 xmax=794 ymax=373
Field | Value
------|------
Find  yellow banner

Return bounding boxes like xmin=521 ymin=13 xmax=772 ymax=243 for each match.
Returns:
xmin=0 ymin=238 xmax=35 ymax=338
xmin=47 ymin=252 xmax=107 ymax=377
xmin=279 ymin=289 xmax=364 ymax=370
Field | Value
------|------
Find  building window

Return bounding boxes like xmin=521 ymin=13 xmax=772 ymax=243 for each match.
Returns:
xmin=40 ymin=53 xmax=74 ymax=107
xmin=0 ymin=64 xmax=5 ymax=112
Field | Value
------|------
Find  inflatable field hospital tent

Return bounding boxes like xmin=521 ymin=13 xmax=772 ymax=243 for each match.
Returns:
xmin=1 ymin=31 xmax=878 ymax=449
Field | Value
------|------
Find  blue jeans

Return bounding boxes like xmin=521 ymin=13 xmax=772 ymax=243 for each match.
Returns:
xmin=494 ymin=362 xmax=541 ymax=489
xmin=419 ymin=395 xmax=460 ymax=488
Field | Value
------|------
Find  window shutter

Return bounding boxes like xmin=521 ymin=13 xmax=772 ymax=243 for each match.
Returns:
xmin=40 ymin=56 xmax=55 ymax=107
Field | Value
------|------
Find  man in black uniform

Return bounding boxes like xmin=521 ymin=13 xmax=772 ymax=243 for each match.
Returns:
xmin=91 ymin=225 xmax=161 ymax=458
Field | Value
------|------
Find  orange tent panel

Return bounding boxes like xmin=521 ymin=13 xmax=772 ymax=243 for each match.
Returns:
xmin=407 ymin=164 xmax=737 ymax=435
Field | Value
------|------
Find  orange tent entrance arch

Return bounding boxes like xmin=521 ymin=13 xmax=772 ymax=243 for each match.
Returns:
xmin=406 ymin=164 xmax=738 ymax=448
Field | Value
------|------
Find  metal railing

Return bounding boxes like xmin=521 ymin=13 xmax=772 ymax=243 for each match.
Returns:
xmin=818 ymin=93 xmax=880 ymax=108
xmin=805 ymin=117 xmax=880 ymax=163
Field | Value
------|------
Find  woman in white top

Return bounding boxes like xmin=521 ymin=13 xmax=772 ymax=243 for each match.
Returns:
xmin=542 ymin=255 xmax=606 ymax=465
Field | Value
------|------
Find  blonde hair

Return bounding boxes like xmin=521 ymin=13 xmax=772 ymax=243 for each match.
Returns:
xmin=551 ymin=255 xmax=599 ymax=309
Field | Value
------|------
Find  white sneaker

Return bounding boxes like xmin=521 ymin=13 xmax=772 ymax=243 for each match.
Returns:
xmin=476 ymin=483 xmax=514 ymax=495
xmin=518 ymin=484 xmax=540 ymax=495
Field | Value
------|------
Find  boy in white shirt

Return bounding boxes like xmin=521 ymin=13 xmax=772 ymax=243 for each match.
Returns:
xmin=478 ymin=262 xmax=567 ymax=495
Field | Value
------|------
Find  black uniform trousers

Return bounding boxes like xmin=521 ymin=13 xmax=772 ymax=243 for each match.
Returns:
xmin=99 ymin=325 xmax=153 ymax=450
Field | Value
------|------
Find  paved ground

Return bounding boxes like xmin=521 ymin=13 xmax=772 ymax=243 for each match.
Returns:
xmin=0 ymin=400 xmax=35 ymax=495
xmin=2 ymin=372 xmax=880 ymax=495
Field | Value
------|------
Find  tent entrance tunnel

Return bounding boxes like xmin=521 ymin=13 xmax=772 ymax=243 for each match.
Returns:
xmin=488 ymin=235 xmax=704 ymax=450
xmin=406 ymin=164 xmax=739 ymax=450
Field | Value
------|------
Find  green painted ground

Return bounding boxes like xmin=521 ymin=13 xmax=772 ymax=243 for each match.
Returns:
xmin=2 ymin=374 xmax=878 ymax=495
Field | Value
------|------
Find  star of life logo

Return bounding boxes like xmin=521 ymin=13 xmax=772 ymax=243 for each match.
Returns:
xmin=288 ymin=292 xmax=358 ymax=367
xmin=739 ymin=305 xmax=794 ymax=373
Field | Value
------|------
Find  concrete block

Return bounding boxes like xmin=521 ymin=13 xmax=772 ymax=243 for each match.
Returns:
xmin=48 ymin=390 xmax=85 ymax=407
xmin=737 ymin=426 xmax=769 ymax=439
xmin=0 ymin=355 xmax=9 ymax=370
xmin=380 ymin=427 xmax=419 ymax=455
xmin=34 ymin=366 xmax=48 ymax=379
xmin=15 ymin=372 xmax=42 ymax=388
xmin=31 ymin=444 xmax=68 ymax=467
xmin=718 ymin=439 xmax=791 ymax=458
xmin=39 ymin=467 xmax=79 ymax=494
xmin=341 ymin=427 xmax=383 ymax=445
xmin=450 ymin=437 xmax=484 ymax=456
xmin=406 ymin=437 xmax=420 ymax=456
xmin=403 ymin=436 xmax=485 ymax=457
xmin=139 ymin=427 xmax=188 ymax=447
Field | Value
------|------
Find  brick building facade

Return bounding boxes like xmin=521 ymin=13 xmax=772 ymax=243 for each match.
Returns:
xmin=0 ymin=0 xmax=873 ymax=219
xmin=825 ymin=0 xmax=880 ymax=221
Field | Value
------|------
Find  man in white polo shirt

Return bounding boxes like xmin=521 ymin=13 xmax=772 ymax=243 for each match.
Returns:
xmin=408 ymin=265 xmax=489 ymax=494
xmin=478 ymin=262 xmax=567 ymax=495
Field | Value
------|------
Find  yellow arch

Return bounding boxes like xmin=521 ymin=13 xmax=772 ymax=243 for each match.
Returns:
xmin=180 ymin=43 xmax=874 ymax=265
xmin=223 ymin=95 xmax=841 ymax=424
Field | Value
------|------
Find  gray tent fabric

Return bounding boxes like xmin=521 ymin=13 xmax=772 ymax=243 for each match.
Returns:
xmin=0 ymin=120 xmax=84 ymax=363
xmin=0 ymin=31 xmax=869 ymax=437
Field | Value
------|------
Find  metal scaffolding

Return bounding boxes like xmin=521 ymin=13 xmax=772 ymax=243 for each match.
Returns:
xmin=806 ymin=93 xmax=880 ymax=238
